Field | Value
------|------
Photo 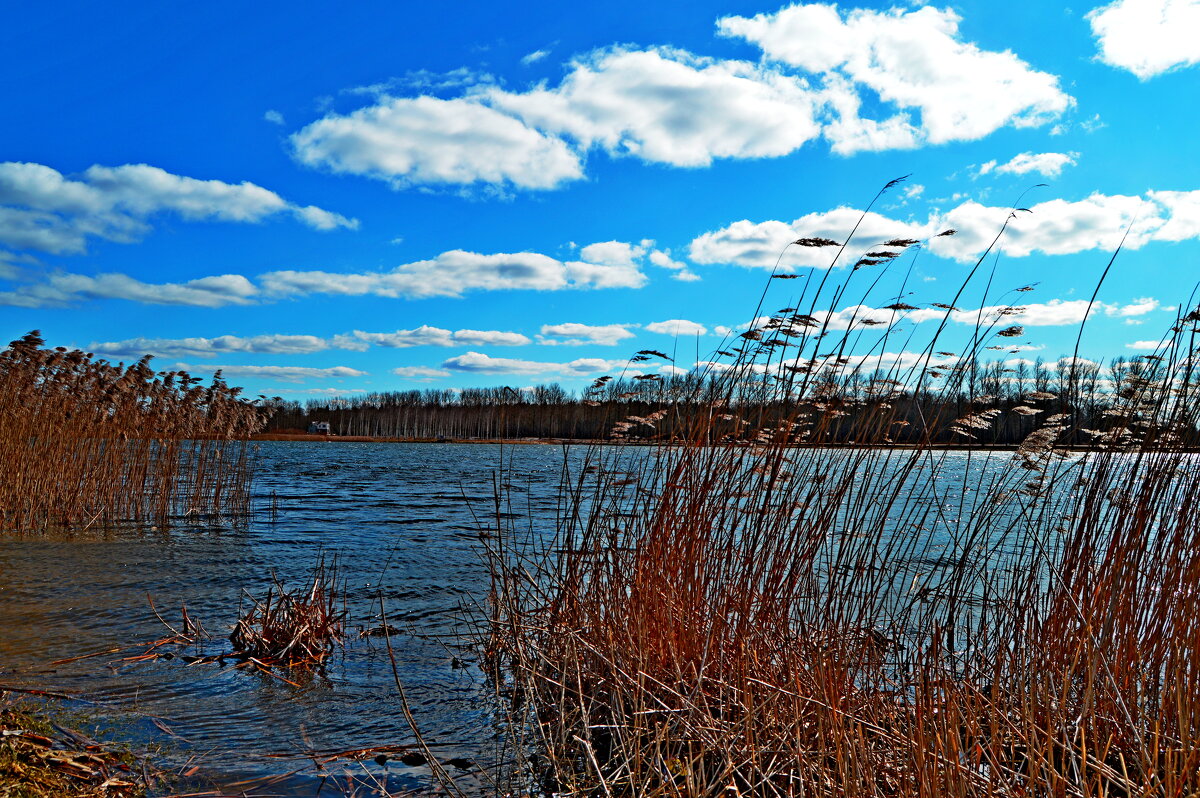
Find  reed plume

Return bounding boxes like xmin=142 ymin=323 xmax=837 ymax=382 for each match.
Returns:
xmin=480 ymin=188 xmax=1200 ymax=796
xmin=0 ymin=331 xmax=267 ymax=531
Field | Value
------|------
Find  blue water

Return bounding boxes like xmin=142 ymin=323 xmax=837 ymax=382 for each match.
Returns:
xmin=0 ymin=441 xmax=1113 ymax=795
xmin=0 ymin=442 xmax=585 ymax=795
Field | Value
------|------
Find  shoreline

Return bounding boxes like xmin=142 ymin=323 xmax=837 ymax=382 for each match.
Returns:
xmin=249 ymin=433 xmax=1194 ymax=453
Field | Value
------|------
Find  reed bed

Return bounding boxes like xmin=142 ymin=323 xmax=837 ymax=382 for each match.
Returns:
xmin=229 ymin=556 xmax=346 ymax=670
xmin=0 ymin=331 xmax=267 ymax=531
xmin=481 ymin=188 xmax=1200 ymax=797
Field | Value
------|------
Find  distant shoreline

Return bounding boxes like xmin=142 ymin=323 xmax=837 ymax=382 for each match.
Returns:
xmin=250 ymin=433 xmax=1183 ymax=453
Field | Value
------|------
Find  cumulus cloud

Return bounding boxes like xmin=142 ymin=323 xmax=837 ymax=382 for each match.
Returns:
xmin=90 ymin=334 xmax=331 ymax=359
xmin=0 ymin=240 xmax=652 ymax=308
xmin=690 ymin=207 xmax=925 ymax=269
xmin=648 ymin=248 xmax=701 ymax=281
xmin=976 ymin=151 xmax=1078 ymax=178
xmin=1087 ymin=0 xmax=1200 ymax=79
xmin=86 ymin=326 xmax=532 ymax=358
xmin=717 ymin=4 xmax=1072 ymax=153
xmin=645 ymin=319 xmax=708 ymax=336
xmin=264 ymin=110 xmax=285 ymax=125
xmin=691 ymin=189 xmax=1200 ymax=269
xmin=0 ymin=161 xmax=357 ymax=254
xmin=338 ymin=326 xmax=531 ymax=348
xmin=289 ymin=6 xmax=1069 ymax=190
xmin=538 ymin=322 xmax=636 ymax=346
xmin=1126 ymin=340 xmax=1163 ymax=350
xmin=261 ymin=243 xmax=647 ymax=299
xmin=442 ymin=351 xmax=624 ymax=375
xmin=392 ymin=366 xmax=452 ymax=378
xmin=0 ymin=271 xmax=259 ymax=308
xmin=487 ymin=47 xmax=823 ymax=167
xmin=290 ymin=95 xmax=584 ymax=191
xmin=180 ymin=364 xmax=368 ymax=383
xmin=1105 ymin=297 xmax=1160 ymax=317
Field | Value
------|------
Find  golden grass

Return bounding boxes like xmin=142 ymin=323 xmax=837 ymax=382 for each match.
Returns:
xmin=479 ymin=189 xmax=1200 ymax=797
xmin=229 ymin=556 xmax=346 ymax=671
xmin=0 ymin=697 xmax=147 ymax=798
xmin=0 ymin=331 xmax=266 ymax=531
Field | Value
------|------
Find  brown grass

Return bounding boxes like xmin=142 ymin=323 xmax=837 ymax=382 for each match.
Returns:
xmin=0 ymin=332 xmax=266 ymax=531
xmin=229 ymin=556 xmax=346 ymax=671
xmin=480 ymin=189 xmax=1200 ymax=797
xmin=0 ymin=697 xmax=147 ymax=797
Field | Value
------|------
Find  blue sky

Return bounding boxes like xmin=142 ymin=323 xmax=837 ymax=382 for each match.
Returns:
xmin=3 ymin=0 xmax=1199 ymax=399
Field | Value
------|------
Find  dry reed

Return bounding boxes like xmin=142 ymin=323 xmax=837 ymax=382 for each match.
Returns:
xmin=0 ymin=332 xmax=267 ymax=531
xmin=230 ymin=556 xmax=346 ymax=670
xmin=480 ymin=186 xmax=1200 ymax=797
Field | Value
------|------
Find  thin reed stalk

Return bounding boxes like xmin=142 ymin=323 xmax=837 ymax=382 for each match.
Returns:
xmin=0 ymin=332 xmax=267 ymax=532
xmin=481 ymin=187 xmax=1200 ymax=797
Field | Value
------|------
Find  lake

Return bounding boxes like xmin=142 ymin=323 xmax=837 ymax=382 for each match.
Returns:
xmin=0 ymin=440 xmax=1094 ymax=796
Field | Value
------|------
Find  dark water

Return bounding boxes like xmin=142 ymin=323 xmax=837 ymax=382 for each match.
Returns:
xmin=0 ymin=442 xmax=585 ymax=795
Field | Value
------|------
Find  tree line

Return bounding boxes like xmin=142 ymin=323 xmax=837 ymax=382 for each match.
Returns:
xmin=261 ymin=353 xmax=1197 ymax=448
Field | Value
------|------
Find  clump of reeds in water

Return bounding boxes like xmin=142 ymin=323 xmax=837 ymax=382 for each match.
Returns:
xmin=230 ymin=556 xmax=346 ymax=670
xmin=0 ymin=331 xmax=267 ymax=531
xmin=481 ymin=189 xmax=1200 ymax=797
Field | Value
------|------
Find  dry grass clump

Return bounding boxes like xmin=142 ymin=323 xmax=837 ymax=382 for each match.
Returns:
xmin=0 ymin=331 xmax=267 ymax=531
xmin=230 ymin=557 xmax=346 ymax=670
xmin=482 ymin=189 xmax=1200 ymax=797
xmin=0 ymin=697 xmax=147 ymax=797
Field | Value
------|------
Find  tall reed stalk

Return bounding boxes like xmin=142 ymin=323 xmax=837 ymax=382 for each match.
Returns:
xmin=481 ymin=192 xmax=1200 ymax=797
xmin=0 ymin=331 xmax=267 ymax=531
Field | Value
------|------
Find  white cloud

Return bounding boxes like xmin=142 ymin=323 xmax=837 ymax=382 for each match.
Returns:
xmin=181 ymin=364 xmax=368 ymax=383
xmin=579 ymin=240 xmax=644 ymax=266
xmin=717 ymin=4 xmax=1072 ymax=152
xmin=392 ymin=366 xmax=452 ymax=378
xmin=0 ymin=241 xmax=651 ymax=308
xmin=977 ymin=151 xmax=1078 ymax=178
xmin=264 ymin=110 xmax=285 ymax=125
xmin=648 ymin=249 xmax=686 ymax=270
xmin=90 ymin=334 xmax=331 ymax=359
xmin=1087 ymin=0 xmax=1200 ymax=79
xmin=290 ymin=95 xmax=584 ymax=191
xmin=340 ymin=326 xmax=531 ymax=348
xmin=487 ymin=46 xmax=823 ymax=167
xmin=521 ymin=49 xmax=551 ymax=65
xmin=648 ymin=248 xmax=701 ymax=281
xmin=690 ymin=207 xmax=925 ymax=269
xmin=0 ymin=162 xmax=356 ymax=254
xmin=0 ymin=271 xmax=259 ymax=308
xmin=691 ymin=189 xmax=1200 ymax=269
xmin=538 ymin=322 xmax=637 ymax=346
xmin=87 ymin=327 xmax=531 ymax=357
xmin=300 ymin=387 xmax=370 ymax=395
xmin=1126 ymin=340 xmax=1163 ymax=350
xmin=442 ymin=351 xmax=624 ymax=375
xmin=1145 ymin=190 xmax=1200 ymax=241
xmin=1105 ymin=297 xmax=1159 ymax=317
xmin=261 ymin=242 xmax=647 ymax=300
xmin=645 ymin=319 xmax=708 ymax=336
xmin=289 ymin=7 xmax=1070 ymax=191
xmin=734 ymin=298 xmax=1164 ymax=339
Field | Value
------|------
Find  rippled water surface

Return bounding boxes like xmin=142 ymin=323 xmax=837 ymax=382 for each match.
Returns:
xmin=0 ymin=442 xmax=587 ymax=795
xmin=0 ymin=442 xmax=1101 ymax=795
